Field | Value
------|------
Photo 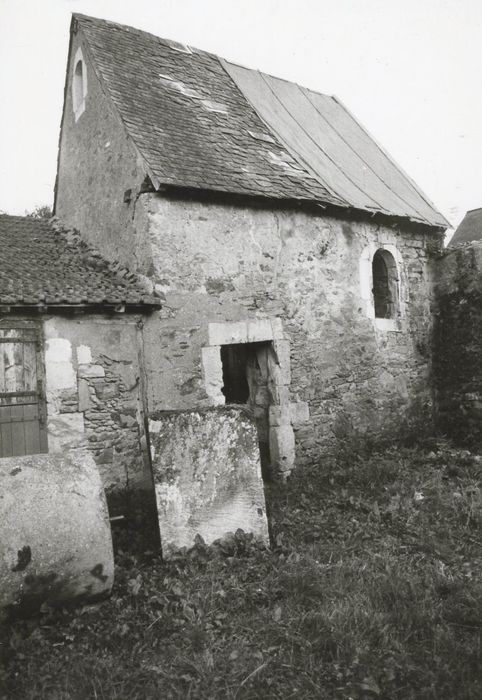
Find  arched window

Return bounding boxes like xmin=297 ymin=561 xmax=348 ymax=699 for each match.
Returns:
xmin=372 ymin=249 xmax=399 ymax=319
xmin=72 ymin=48 xmax=87 ymax=120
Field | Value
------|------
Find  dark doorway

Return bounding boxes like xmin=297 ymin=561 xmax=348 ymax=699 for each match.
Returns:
xmin=221 ymin=342 xmax=273 ymax=479
xmin=220 ymin=344 xmax=252 ymax=403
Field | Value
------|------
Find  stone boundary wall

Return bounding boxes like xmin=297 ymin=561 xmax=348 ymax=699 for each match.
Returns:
xmin=433 ymin=242 xmax=482 ymax=447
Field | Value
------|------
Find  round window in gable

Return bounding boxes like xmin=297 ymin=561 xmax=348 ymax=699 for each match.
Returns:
xmin=72 ymin=48 xmax=87 ymax=120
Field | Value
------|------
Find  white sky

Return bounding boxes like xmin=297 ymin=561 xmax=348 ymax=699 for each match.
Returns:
xmin=1 ymin=0 xmax=481 ymax=233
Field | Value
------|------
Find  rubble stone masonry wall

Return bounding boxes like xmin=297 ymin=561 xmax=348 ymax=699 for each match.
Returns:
xmin=43 ymin=315 xmax=153 ymax=516
xmin=433 ymin=242 xmax=482 ymax=448
xmin=141 ymin=194 xmax=441 ymax=466
xmin=54 ymin=27 xmax=444 ymax=470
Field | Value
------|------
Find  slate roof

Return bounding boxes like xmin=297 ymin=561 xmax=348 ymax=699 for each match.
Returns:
xmin=448 ymin=208 xmax=482 ymax=247
xmin=0 ymin=215 xmax=160 ymax=308
xmin=73 ymin=14 xmax=448 ymax=229
xmin=74 ymin=14 xmax=336 ymax=207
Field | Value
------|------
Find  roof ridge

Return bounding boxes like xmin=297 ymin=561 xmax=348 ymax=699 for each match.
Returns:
xmin=73 ymin=13 xmax=210 ymax=57
xmin=222 ymin=59 xmax=335 ymax=101
xmin=69 ymin=13 xmax=447 ymax=228
xmin=75 ymin=14 xmax=338 ymax=102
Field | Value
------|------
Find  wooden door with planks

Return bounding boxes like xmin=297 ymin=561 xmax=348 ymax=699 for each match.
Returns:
xmin=0 ymin=324 xmax=48 ymax=457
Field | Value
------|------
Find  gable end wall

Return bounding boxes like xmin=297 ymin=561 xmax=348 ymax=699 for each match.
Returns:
xmin=55 ymin=27 xmax=153 ymax=274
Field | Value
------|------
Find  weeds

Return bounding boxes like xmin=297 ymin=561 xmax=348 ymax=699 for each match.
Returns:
xmin=1 ymin=443 xmax=481 ymax=699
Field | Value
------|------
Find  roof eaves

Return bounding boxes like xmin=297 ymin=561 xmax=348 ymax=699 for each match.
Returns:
xmin=0 ymin=301 xmax=161 ymax=312
xmin=331 ymin=95 xmax=450 ymax=230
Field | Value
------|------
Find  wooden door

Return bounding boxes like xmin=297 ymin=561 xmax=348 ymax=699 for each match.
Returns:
xmin=0 ymin=326 xmax=48 ymax=457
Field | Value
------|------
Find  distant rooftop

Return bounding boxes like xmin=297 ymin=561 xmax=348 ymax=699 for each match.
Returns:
xmin=69 ymin=13 xmax=449 ymax=229
xmin=449 ymin=208 xmax=482 ymax=247
xmin=0 ymin=215 xmax=161 ymax=309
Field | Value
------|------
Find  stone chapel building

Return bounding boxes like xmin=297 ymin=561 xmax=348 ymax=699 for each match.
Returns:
xmin=54 ymin=13 xmax=449 ymax=481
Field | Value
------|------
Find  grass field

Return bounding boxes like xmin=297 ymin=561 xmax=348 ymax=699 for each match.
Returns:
xmin=1 ymin=442 xmax=481 ymax=699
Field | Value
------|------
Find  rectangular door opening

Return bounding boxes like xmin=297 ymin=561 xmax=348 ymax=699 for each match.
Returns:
xmin=220 ymin=341 xmax=273 ymax=480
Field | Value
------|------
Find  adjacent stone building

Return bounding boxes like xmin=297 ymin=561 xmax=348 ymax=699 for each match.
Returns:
xmin=54 ymin=13 xmax=449 ymax=478
xmin=0 ymin=214 xmax=160 ymax=534
xmin=449 ymin=208 xmax=482 ymax=247
xmin=433 ymin=242 xmax=482 ymax=448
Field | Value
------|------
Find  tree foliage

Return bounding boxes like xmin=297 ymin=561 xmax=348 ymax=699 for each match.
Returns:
xmin=24 ymin=205 xmax=52 ymax=220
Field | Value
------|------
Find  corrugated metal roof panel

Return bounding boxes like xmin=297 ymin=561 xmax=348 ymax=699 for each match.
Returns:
xmin=222 ymin=60 xmax=449 ymax=228
xmin=307 ymin=91 xmax=449 ymax=225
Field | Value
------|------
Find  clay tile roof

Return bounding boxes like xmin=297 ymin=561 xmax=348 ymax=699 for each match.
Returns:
xmin=0 ymin=215 xmax=161 ymax=309
xmin=73 ymin=13 xmax=448 ymax=229
xmin=448 ymin=208 xmax=482 ymax=247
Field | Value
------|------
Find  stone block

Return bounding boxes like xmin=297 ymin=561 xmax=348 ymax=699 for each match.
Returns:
xmin=78 ymin=378 xmax=92 ymax=412
xmin=269 ymin=424 xmax=296 ymax=473
xmin=0 ymin=451 xmax=113 ymax=622
xmin=267 ymin=353 xmax=291 ymax=388
xmin=208 ymin=321 xmax=248 ymax=346
xmin=253 ymin=386 xmax=270 ymax=405
xmin=119 ymin=413 xmax=136 ymax=427
xmin=45 ymin=338 xmax=72 ymax=363
xmin=270 ymin=317 xmax=284 ymax=339
xmin=45 ymin=338 xmax=76 ymax=392
xmin=289 ymin=401 xmax=310 ymax=426
xmin=95 ymin=382 xmax=120 ymax=400
xmin=76 ymin=344 xmax=93 ymax=364
xmin=118 ymin=363 xmax=137 ymax=390
xmin=207 ymin=318 xmax=276 ymax=346
xmin=246 ymin=318 xmax=274 ymax=343
xmin=271 ymin=385 xmax=290 ymax=405
xmin=273 ymin=339 xmax=291 ymax=384
xmin=48 ymin=412 xmax=85 ymax=452
xmin=96 ymin=448 xmax=114 ymax=464
xmin=78 ymin=364 xmax=105 ymax=378
xmin=149 ymin=407 xmax=269 ymax=553
xmin=269 ymin=404 xmax=291 ymax=427
xmin=58 ymin=388 xmax=79 ymax=413
xmin=201 ymin=345 xmax=224 ymax=405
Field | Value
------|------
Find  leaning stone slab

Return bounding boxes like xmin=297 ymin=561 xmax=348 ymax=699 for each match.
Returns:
xmin=149 ymin=407 xmax=270 ymax=555
xmin=0 ymin=451 xmax=113 ymax=622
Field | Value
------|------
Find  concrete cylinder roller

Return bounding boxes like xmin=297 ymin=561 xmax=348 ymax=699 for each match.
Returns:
xmin=0 ymin=451 xmax=114 ymax=622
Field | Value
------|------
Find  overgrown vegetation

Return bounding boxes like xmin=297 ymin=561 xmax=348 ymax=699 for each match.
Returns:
xmin=1 ymin=443 xmax=481 ymax=699
xmin=24 ymin=205 xmax=52 ymax=219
